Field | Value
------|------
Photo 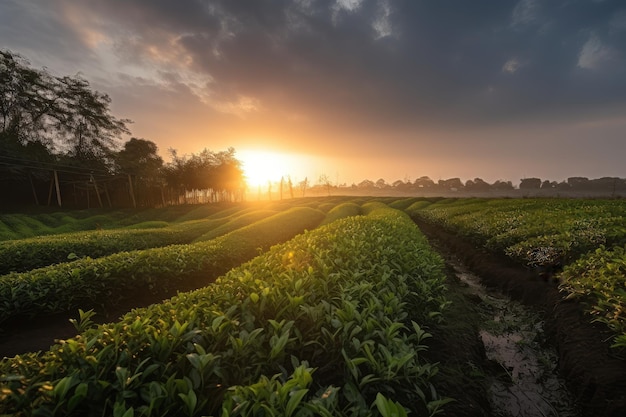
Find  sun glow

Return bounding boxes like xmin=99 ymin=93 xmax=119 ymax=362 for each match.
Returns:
xmin=238 ymin=150 xmax=297 ymax=188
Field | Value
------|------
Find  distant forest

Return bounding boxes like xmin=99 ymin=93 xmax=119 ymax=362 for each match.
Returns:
xmin=0 ymin=50 xmax=245 ymax=209
xmin=2 ymin=49 xmax=624 ymax=210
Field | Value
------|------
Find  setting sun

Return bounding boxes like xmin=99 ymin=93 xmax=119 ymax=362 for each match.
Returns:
xmin=238 ymin=150 xmax=296 ymax=188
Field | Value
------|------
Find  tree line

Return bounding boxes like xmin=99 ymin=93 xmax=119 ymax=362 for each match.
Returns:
xmin=324 ymin=175 xmax=626 ymax=196
xmin=0 ymin=50 xmax=245 ymax=209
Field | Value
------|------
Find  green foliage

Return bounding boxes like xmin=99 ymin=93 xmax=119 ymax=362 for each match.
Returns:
xmin=193 ymin=210 xmax=277 ymax=242
xmin=0 ymin=219 xmax=222 ymax=274
xmin=560 ymin=245 xmax=626 ymax=349
xmin=361 ymin=201 xmax=390 ymax=215
xmin=0 ymin=206 xmax=449 ymax=416
xmin=388 ymin=198 xmax=420 ymax=211
xmin=408 ymin=197 xmax=626 ymax=350
xmin=124 ymin=221 xmax=170 ymax=230
xmin=173 ymin=204 xmax=250 ymax=223
xmin=410 ymin=198 xmax=626 ymax=267
xmin=0 ymin=206 xmax=218 ymax=241
xmin=0 ymin=205 xmax=286 ymax=274
xmin=318 ymin=203 xmax=362 ymax=226
xmin=403 ymin=200 xmax=435 ymax=214
xmin=0 ymin=207 xmax=324 ymax=325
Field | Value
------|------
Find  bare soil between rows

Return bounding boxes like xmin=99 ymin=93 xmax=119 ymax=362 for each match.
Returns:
xmin=0 ymin=275 xmax=215 ymax=358
xmin=413 ymin=217 xmax=626 ymax=417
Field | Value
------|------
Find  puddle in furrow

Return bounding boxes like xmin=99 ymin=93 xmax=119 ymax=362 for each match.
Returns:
xmin=451 ymin=262 xmax=580 ymax=417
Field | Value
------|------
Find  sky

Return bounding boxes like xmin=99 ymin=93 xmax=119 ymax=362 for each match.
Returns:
xmin=1 ymin=0 xmax=626 ymax=187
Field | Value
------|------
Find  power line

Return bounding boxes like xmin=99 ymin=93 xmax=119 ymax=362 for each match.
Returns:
xmin=0 ymin=154 xmax=129 ymax=178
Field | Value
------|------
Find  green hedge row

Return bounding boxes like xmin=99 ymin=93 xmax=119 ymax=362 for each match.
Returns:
xmin=0 ymin=221 xmax=219 ymax=275
xmin=407 ymin=197 xmax=626 ymax=351
xmin=560 ymin=245 xmax=626 ymax=350
xmin=0 ymin=207 xmax=325 ymax=326
xmin=0 ymin=206 xmax=450 ymax=416
xmin=407 ymin=198 xmax=626 ymax=268
xmin=193 ymin=210 xmax=277 ymax=242
xmin=0 ymin=206 xmax=221 ymax=242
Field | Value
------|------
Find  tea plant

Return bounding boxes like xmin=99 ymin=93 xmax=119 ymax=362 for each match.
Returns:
xmin=407 ymin=197 xmax=626 ymax=349
xmin=560 ymin=245 xmax=626 ymax=349
xmin=0 ymin=207 xmax=324 ymax=325
xmin=193 ymin=210 xmax=277 ymax=242
xmin=0 ymin=220 xmax=221 ymax=274
xmin=408 ymin=198 xmax=626 ymax=268
xmin=318 ymin=202 xmax=362 ymax=226
xmin=0 ymin=206 xmax=451 ymax=416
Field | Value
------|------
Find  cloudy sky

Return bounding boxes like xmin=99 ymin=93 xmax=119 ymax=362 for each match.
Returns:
xmin=2 ymin=0 xmax=625 ymax=185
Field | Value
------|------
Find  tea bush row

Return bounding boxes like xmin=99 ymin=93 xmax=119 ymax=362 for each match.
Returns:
xmin=407 ymin=198 xmax=626 ymax=268
xmin=0 ymin=206 xmax=282 ymax=274
xmin=0 ymin=205 xmax=275 ymax=274
xmin=407 ymin=197 xmax=626 ymax=350
xmin=0 ymin=206 xmax=213 ymax=241
xmin=0 ymin=207 xmax=325 ymax=327
xmin=0 ymin=206 xmax=450 ymax=416
xmin=0 ymin=221 xmax=220 ymax=275
xmin=560 ymin=245 xmax=626 ymax=350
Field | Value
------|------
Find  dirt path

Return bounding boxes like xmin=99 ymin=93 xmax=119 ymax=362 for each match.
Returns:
xmin=414 ymin=217 xmax=626 ymax=417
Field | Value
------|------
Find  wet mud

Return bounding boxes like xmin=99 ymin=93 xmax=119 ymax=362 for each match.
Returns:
xmin=414 ymin=217 xmax=626 ymax=417
xmin=457 ymin=263 xmax=580 ymax=417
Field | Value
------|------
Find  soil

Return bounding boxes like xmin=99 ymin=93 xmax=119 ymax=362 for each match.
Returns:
xmin=0 ymin=275 xmax=215 ymax=358
xmin=414 ymin=217 xmax=626 ymax=417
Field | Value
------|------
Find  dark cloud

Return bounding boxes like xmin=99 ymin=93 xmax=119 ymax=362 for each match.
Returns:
xmin=1 ymin=0 xmax=625 ymax=181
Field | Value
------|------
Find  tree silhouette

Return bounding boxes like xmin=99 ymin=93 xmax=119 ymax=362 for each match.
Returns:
xmin=162 ymin=147 xmax=244 ymax=204
xmin=318 ymin=174 xmax=332 ymax=196
xmin=0 ymin=50 xmax=129 ymax=170
xmin=520 ymin=178 xmax=541 ymax=189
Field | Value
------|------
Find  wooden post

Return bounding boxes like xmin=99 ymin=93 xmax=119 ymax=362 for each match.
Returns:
xmin=90 ymin=174 xmax=103 ymax=208
xmin=47 ymin=171 xmax=54 ymax=206
xmin=53 ymin=170 xmax=62 ymax=207
xmin=128 ymin=174 xmax=137 ymax=208
xmin=103 ymin=181 xmax=112 ymax=207
xmin=28 ymin=172 xmax=39 ymax=205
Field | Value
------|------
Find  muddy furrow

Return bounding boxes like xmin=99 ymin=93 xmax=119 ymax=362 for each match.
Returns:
xmin=413 ymin=217 xmax=626 ymax=417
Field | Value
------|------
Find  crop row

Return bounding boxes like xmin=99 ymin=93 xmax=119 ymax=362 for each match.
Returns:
xmin=0 ymin=206 xmax=281 ymax=275
xmin=406 ymin=198 xmax=626 ymax=268
xmin=0 ymin=205 xmax=231 ymax=242
xmin=0 ymin=206 xmax=450 ymax=416
xmin=559 ymin=245 xmax=626 ymax=349
xmin=405 ymin=197 xmax=626 ymax=350
xmin=0 ymin=207 xmax=325 ymax=327
xmin=0 ymin=200 xmax=360 ymax=275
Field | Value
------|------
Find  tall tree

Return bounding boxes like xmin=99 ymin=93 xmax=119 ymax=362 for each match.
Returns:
xmin=0 ymin=50 xmax=56 ymax=156
xmin=162 ymin=147 xmax=244 ymax=203
xmin=54 ymin=75 xmax=130 ymax=168
xmin=0 ymin=49 xmax=130 ymax=170
xmin=212 ymin=148 xmax=245 ymax=200
xmin=115 ymin=138 xmax=163 ymax=179
xmin=115 ymin=138 xmax=164 ymax=206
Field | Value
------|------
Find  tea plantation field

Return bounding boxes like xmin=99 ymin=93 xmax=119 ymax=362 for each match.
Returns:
xmin=1 ymin=197 xmax=625 ymax=416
